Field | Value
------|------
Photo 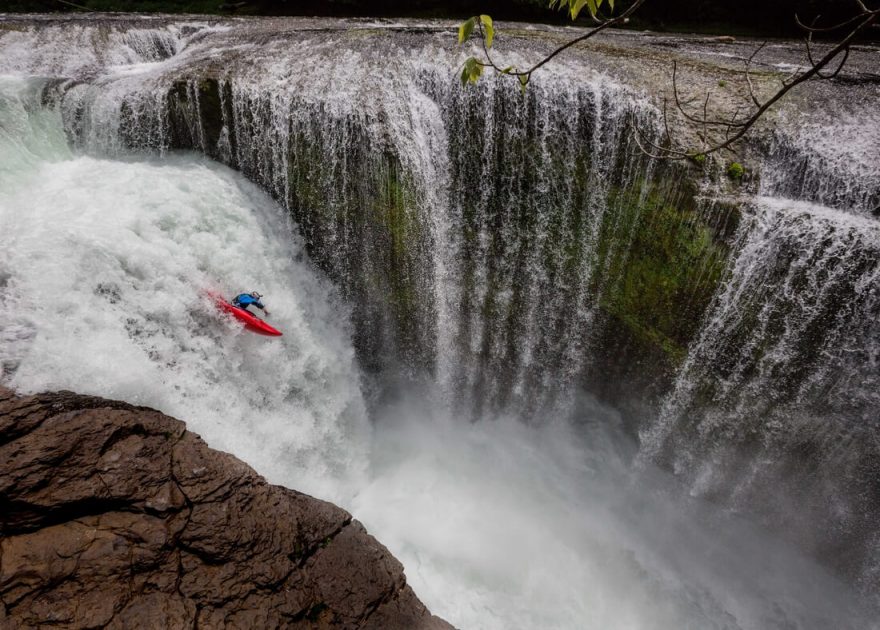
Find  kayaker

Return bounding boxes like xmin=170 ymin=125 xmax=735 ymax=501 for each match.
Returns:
xmin=232 ymin=291 xmax=270 ymax=317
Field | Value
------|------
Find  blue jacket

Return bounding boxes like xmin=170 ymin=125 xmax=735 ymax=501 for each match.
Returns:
xmin=233 ymin=294 xmax=265 ymax=310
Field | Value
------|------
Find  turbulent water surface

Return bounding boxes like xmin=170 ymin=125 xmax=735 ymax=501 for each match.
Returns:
xmin=1 ymin=15 xmax=879 ymax=629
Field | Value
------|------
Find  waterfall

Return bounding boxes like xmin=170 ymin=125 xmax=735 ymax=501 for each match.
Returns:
xmin=760 ymin=109 xmax=880 ymax=216
xmin=0 ymin=75 xmax=371 ymax=503
xmin=3 ymin=14 xmax=880 ymax=625
xmin=34 ymin=20 xmax=714 ymax=419
xmin=640 ymin=196 xmax=880 ymax=585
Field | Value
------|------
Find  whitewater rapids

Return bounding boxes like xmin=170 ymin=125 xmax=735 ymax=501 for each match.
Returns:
xmin=1 ymin=75 xmax=876 ymax=630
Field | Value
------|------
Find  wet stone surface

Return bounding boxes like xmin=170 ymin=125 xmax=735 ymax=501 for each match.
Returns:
xmin=0 ymin=386 xmax=452 ymax=630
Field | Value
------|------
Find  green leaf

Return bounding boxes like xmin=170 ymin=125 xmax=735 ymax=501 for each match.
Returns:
xmin=552 ymin=0 xmax=608 ymax=20
xmin=461 ymin=57 xmax=483 ymax=86
xmin=479 ymin=15 xmax=494 ymax=48
xmin=501 ymin=66 xmax=514 ymax=74
xmin=458 ymin=17 xmax=475 ymax=44
xmin=470 ymin=62 xmax=483 ymax=84
xmin=518 ymin=73 xmax=529 ymax=94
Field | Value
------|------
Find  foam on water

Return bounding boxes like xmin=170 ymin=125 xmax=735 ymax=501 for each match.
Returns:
xmin=355 ymin=391 xmax=878 ymax=630
xmin=0 ymin=78 xmax=369 ymax=502
xmin=0 ymin=18 xmax=221 ymax=77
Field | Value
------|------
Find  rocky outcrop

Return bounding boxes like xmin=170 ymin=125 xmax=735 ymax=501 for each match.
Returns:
xmin=0 ymin=387 xmax=453 ymax=630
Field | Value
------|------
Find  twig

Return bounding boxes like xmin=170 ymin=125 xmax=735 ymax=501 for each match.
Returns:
xmin=640 ymin=4 xmax=879 ymax=159
xmin=474 ymin=0 xmax=650 ymax=78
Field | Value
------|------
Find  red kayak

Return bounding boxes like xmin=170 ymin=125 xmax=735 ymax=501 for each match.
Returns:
xmin=208 ymin=292 xmax=282 ymax=337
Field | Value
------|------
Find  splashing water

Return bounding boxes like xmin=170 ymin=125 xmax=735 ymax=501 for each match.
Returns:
xmin=638 ymin=196 xmax=880 ymax=589
xmin=0 ymin=76 xmax=370 ymax=502
xmin=3 ymin=71 xmax=878 ymax=630
xmin=3 ymin=15 xmax=880 ymax=628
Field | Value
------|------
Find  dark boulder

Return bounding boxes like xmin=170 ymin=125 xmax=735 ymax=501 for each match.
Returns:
xmin=0 ymin=387 xmax=453 ymax=630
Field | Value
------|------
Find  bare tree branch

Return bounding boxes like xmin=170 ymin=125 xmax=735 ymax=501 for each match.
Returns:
xmin=644 ymin=3 xmax=879 ymax=160
xmin=806 ymin=32 xmax=852 ymax=79
xmin=459 ymin=0 xmax=879 ymax=161
xmin=795 ymin=10 xmax=867 ymax=33
xmin=744 ymin=42 xmax=766 ymax=108
xmin=467 ymin=0 xmax=650 ymax=80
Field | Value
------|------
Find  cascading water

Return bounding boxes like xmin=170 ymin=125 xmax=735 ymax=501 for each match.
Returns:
xmin=2 ymin=14 xmax=880 ymax=628
xmin=431 ymin=72 xmax=662 ymax=416
xmin=640 ymin=196 xmax=880 ymax=585
xmin=0 ymin=76 xmax=370 ymax=501
xmin=761 ymin=108 xmax=880 ymax=215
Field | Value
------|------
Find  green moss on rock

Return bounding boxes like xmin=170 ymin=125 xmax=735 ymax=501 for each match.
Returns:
xmin=167 ymin=78 xmax=233 ymax=160
xmin=283 ymin=128 xmax=435 ymax=373
xmin=583 ymin=176 xmax=739 ymax=431
xmin=596 ymin=180 xmax=733 ymax=365
xmin=727 ymin=161 xmax=745 ymax=181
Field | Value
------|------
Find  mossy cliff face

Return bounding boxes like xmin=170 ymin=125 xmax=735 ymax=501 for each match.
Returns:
xmin=278 ymin=124 xmax=434 ymax=376
xmin=168 ymin=78 xmax=234 ymax=163
xmin=73 ymin=72 xmax=737 ymax=419
xmin=435 ymin=77 xmax=737 ymax=419
xmin=597 ymin=185 xmax=729 ymax=363
xmin=157 ymin=74 xmax=738 ymax=417
xmin=585 ymin=177 xmax=737 ymax=424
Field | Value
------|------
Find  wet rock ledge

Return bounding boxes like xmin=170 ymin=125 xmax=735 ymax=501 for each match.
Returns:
xmin=0 ymin=387 xmax=453 ymax=630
